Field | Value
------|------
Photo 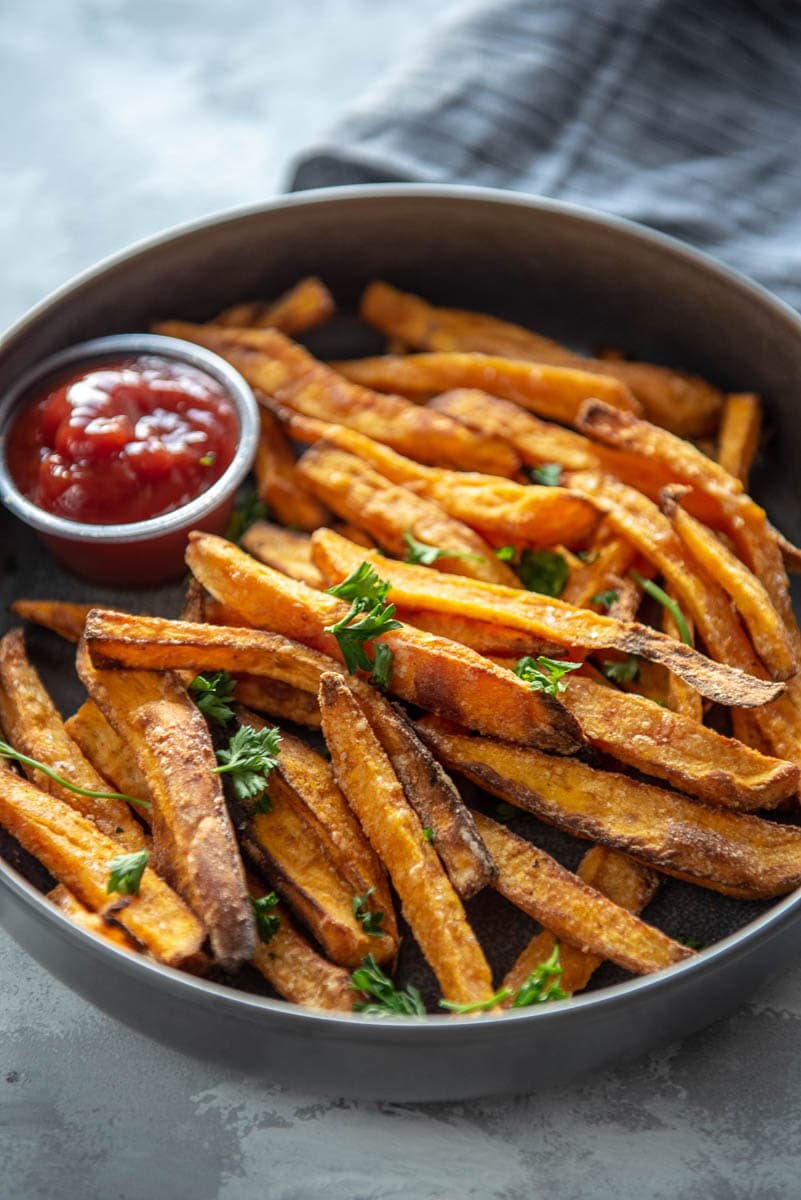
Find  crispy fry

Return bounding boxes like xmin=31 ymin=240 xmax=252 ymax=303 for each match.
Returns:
xmin=717 ymin=393 xmax=761 ymax=486
xmin=470 ymin=811 xmax=691 ymax=974
xmin=0 ymin=629 xmax=145 ymax=849
xmin=152 ymin=322 xmax=520 ymax=475
xmin=419 ymin=717 xmax=801 ymax=899
xmin=48 ymin=883 xmax=137 ymax=951
xmin=295 ymin=443 xmax=520 ymax=583
xmin=310 ymin=528 xmax=783 ymax=708
xmin=0 ymin=762 xmax=204 ymax=966
xmin=501 ymin=848 xmax=661 ymax=997
xmin=76 ymin=641 xmax=255 ymax=970
xmin=361 ymin=281 xmax=722 ymax=436
xmin=213 ymin=276 xmax=335 ymax=333
xmin=562 ymin=528 xmax=638 ymax=609
xmin=241 ymin=521 xmax=324 ymax=588
xmin=332 ymin=352 xmax=640 ymax=424
xmin=395 ymin=608 xmax=561 ymax=659
xmin=319 ymin=673 xmax=494 ymax=1005
xmin=65 ymin=700 xmax=153 ymax=811
xmin=254 ymin=408 xmax=331 ymax=532
xmin=9 ymin=599 xmax=93 ymax=643
xmin=233 ymin=676 xmax=322 ymax=728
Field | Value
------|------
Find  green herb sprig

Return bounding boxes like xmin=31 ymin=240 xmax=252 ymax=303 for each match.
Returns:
xmin=530 ymin=462 xmax=563 ymax=487
xmin=251 ymin=892 xmax=281 ymax=944
xmin=352 ymin=887 xmax=385 ymax=938
xmin=591 ymin=590 xmax=619 ymax=611
xmin=403 ymin=531 xmax=483 ymax=567
xmin=631 ymin=570 xmax=692 ymax=645
xmin=189 ymin=670 xmax=237 ymax=725
xmin=107 ymin=847 xmax=149 ymax=897
xmin=517 ymin=549 xmax=569 ymax=597
xmin=601 ymin=654 xmax=641 ymax=684
xmin=325 ymin=563 xmax=402 ymax=675
xmin=513 ymin=655 xmax=582 ymax=697
xmin=225 ymin=488 xmax=270 ymax=544
xmin=214 ymin=724 xmax=282 ymax=805
xmin=0 ymin=741 xmax=151 ymax=813
xmin=511 ymin=944 xmax=570 ymax=1007
xmin=351 ymin=954 xmax=426 ymax=1017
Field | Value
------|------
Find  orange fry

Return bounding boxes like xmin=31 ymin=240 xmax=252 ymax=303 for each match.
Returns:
xmin=213 ymin=276 xmax=335 ymax=334
xmin=254 ymin=408 xmax=331 ymax=532
xmin=717 ymin=393 xmax=761 ymax=487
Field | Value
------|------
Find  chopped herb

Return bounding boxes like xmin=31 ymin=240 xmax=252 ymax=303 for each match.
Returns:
xmin=107 ymin=847 xmax=149 ymax=897
xmin=422 ymin=827 xmax=434 ymax=842
xmin=440 ymin=987 xmax=512 ymax=1014
xmin=324 ymin=562 xmax=401 ymax=674
xmin=199 ymin=451 xmax=216 ymax=467
xmin=403 ymin=531 xmax=483 ymax=567
xmin=632 ymin=570 xmax=692 ymax=645
xmin=351 ymin=954 xmax=426 ymax=1017
xmin=352 ymin=887 xmax=385 ymax=937
xmin=0 ymin=740 xmax=151 ymax=813
xmin=214 ymin=723 xmax=282 ymax=804
xmin=517 ymin=549 xmax=569 ymax=597
xmin=251 ymin=892 xmax=280 ymax=944
xmin=678 ymin=935 xmax=705 ymax=951
xmin=513 ymin=655 xmax=582 ymax=697
xmin=591 ymin=589 xmax=619 ymax=611
xmin=369 ymin=642 xmax=394 ymax=691
xmin=115 ymin=826 xmax=124 ymax=835
xmin=327 ymin=561 xmax=390 ymax=607
xmin=496 ymin=545 xmax=516 ymax=562
xmin=601 ymin=654 xmax=641 ymax=684
xmin=493 ymin=801 xmax=519 ymax=823
xmin=530 ymin=462 xmax=563 ymax=487
xmin=225 ymin=487 xmax=270 ymax=543
xmin=189 ymin=670 xmax=237 ymax=725
xmin=512 ymin=944 xmax=570 ymax=1006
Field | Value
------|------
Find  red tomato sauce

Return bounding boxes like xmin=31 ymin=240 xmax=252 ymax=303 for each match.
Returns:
xmin=6 ymin=355 xmax=239 ymax=524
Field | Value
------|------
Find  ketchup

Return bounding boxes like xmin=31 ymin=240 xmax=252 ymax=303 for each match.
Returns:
xmin=6 ymin=355 xmax=239 ymax=525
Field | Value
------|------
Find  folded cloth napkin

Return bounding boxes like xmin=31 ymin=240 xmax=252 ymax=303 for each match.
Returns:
xmin=291 ymin=0 xmax=801 ymax=310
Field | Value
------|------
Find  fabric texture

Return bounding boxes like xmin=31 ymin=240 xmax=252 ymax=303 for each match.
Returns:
xmin=290 ymin=0 xmax=801 ymax=310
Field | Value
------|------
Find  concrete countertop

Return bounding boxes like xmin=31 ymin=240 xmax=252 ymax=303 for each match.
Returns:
xmin=3 ymin=4 xmax=801 ymax=1196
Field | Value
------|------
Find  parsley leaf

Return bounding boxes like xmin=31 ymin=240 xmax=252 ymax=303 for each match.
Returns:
xmin=512 ymin=944 xmax=570 ymax=1007
xmin=352 ymin=887 xmax=385 ymax=937
xmin=403 ymin=531 xmax=483 ymax=567
xmin=631 ymin=570 xmax=692 ymax=645
xmin=422 ymin=827 xmax=434 ymax=842
xmin=517 ymin=549 xmax=569 ymax=597
xmin=602 ymin=654 xmax=641 ymax=684
xmin=189 ymin=670 xmax=237 ymax=725
xmin=107 ymin=847 xmax=149 ymax=896
xmin=351 ymin=954 xmax=426 ymax=1017
xmin=369 ymin=642 xmax=394 ymax=691
xmin=591 ymin=589 xmax=619 ymax=610
xmin=530 ymin=462 xmax=563 ymax=487
xmin=496 ymin=545 xmax=516 ymax=562
xmin=214 ymin=724 xmax=282 ymax=804
xmin=251 ymin=892 xmax=280 ymax=944
xmin=513 ymin=655 xmax=582 ymax=697
xmin=678 ymin=935 xmax=705 ymax=950
xmin=325 ymin=563 xmax=402 ymax=674
xmin=225 ymin=487 xmax=270 ymax=544
xmin=0 ymin=740 xmax=151 ymax=813
xmin=440 ymin=987 xmax=512 ymax=1014
xmin=327 ymin=561 xmax=390 ymax=607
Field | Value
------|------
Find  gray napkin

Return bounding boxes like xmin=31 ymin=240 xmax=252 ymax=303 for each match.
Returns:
xmin=291 ymin=0 xmax=801 ymax=310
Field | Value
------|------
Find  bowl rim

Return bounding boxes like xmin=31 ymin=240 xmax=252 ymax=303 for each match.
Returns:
xmin=3 ymin=181 xmax=801 ymax=1033
xmin=0 ymin=333 xmax=260 ymax=543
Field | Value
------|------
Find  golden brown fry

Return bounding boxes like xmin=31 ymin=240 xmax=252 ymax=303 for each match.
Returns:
xmin=470 ymin=811 xmax=691 ymax=974
xmin=9 ymin=599 xmax=93 ymax=643
xmin=213 ymin=276 xmax=336 ymax=334
xmin=254 ymin=408 xmax=332 ymax=532
xmin=419 ymin=717 xmax=801 ymax=899
xmin=661 ymin=590 xmax=703 ymax=723
xmin=395 ymin=608 xmax=561 ymax=659
xmin=152 ymin=321 xmax=520 ymax=475
xmin=49 ymin=883 xmax=137 ymax=951
xmin=562 ymin=528 xmax=637 ymax=609
xmin=76 ymin=641 xmax=255 ymax=970
xmin=717 ymin=393 xmax=761 ymax=486
xmin=332 ymin=353 xmax=640 ymax=424
xmin=310 ymin=528 xmax=783 ymax=708
xmin=0 ymin=629 xmax=145 ymax=850
xmin=361 ymin=281 xmax=722 ymax=436
xmin=65 ymin=700 xmax=153 ymax=812
xmin=233 ymin=676 xmax=322 ymax=728
xmin=319 ymin=673 xmax=494 ymax=1005
xmin=0 ymin=762 xmax=203 ymax=966
xmin=295 ymin=443 xmax=520 ymax=584
xmin=241 ymin=521 xmax=324 ymax=588
xmin=332 ymin=522 xmax=375 ymax=549
xmin=501 ymin=849 xmax=660 ymax=997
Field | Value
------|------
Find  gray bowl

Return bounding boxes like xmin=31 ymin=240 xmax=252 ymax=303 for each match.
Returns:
xmin=1 ymin=185 xmax=800 ymax=1102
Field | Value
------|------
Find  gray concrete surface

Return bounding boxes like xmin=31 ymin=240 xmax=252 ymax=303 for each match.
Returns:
xmin=3 ymin=3 xmax=801 ymax=1197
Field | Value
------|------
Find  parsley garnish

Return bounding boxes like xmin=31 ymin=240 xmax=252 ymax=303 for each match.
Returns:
xmin=591 ymin=590 xmax=619 ymax=611
xmin=368 ymin=642 xmax=394 ymax=691
xmin=511 ymin=944 xmax=570 ymax=1006
xmin=422 ymin=827 xmax=434 ymax=842
xmin=678 ymin=935 xmax=705 ymax=951
xmin=631 ymin=570 xmax=692 ymax=645
xmin=251 ymin=892 xmax=281 ymax=943
xmin=107 ymin=847 xmax=149 ymax=896
xmin=601 ymin=655 xmax=641 ymax=684
xmin=530 ymin=462 xmax=563 ymax=487
xmin=352 ymin=886 xmax=385 ymax=937
xmin=351 ymin=955 xmax=426 ymax=1017
xmin=225 ymin=487 xmax=270 ymax=543
xmin=517 ymin=549 xmax=569 ymax=597
xmin=325 ymin=563 xmax=402 ymax=674
xmin=214 ymin=724 xmax=282 ymax=804
xmin=440 ymin=988 xmax=512 ymax=1014
xmin=189 ymin=670 xmax=237 ymax=725
xmin=496 ymin=545 xmax=516 ymax=562
xmin=513 ymin=655 xmax=581 ymax=697
xmin=0 ymin=740 xmax=151 ymax=813
xmin=403 ymin=531 xmax=482 ymax=567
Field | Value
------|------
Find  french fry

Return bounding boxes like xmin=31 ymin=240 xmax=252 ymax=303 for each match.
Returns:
xmin=241 ymin=521 xmax=324 ymax=588
xmin=9 ymin=599 xmax=93 ymax=643
xmin=0 ymin=762 xmax=204 ymax=966
xmin=49 ymin=883 xmax=137 ymax=951
xmin=65 ymin=700 xmax=153 ymax=811
xmin=0 ymin=629 xmax=145 ymax=850
xmin=717 ymin=393 xmax=761 ymax=486
xmin=76 ymin=641 xmax=255 ymax=970
xmin=395 ymin=608 xmax=561 ymax=659
xmin=254 ymin=409 xmax=331 ymax=532
xmin=233 ymin=676 xmax=322 ymax=728
xmin=562 ymin=528 xmax=638 ymax=609
xmin=319 ymin=673 xmax=495 ymax=1005
xmin=213 ymin=276 xmax=335 ymax=334
xmin=470 ymin=812 xmax=692 ymax=974
xmin=294 ymin=443 xmax=521 ymax=583
xmin=360 ymin=281 xmax=722 ymax=437
xmin=418 ymin=717 xmax=801 ymax=898
xmin=310 ymin=528 xmax=784 ymax=708
xmin=152 ymin=322 xmax=521 ymax=476
xmin=501 ymin=849 xmax=660 ymax=998
xmin=661 ymin=591 xmax=703 ymax=723
xmin=332 ymin=522 xmax=376 ymax=549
